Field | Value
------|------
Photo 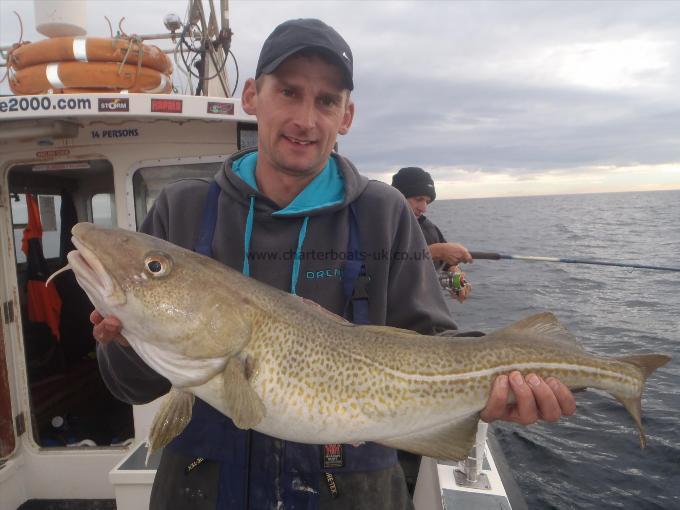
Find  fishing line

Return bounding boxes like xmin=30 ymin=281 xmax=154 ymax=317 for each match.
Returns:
xmin=469 ymin=252 xmax=680 ymax=272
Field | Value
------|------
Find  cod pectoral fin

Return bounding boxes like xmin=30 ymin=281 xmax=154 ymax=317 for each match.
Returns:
xmin=378 ymin=413 xmax=481 ymax=461
xmin=223 ymin=355 xmax=266 ymax=429
xmin=148 ymin=388 xmax=195 ymax=454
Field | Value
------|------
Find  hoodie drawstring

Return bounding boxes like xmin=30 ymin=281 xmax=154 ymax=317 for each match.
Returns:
xmin=290 ymin=216 xmax=309 ymax=295
xmin=242 ymin=195 xmax=256 ymax=276
xmin=241 ymin=195 xmax=309 ymax=295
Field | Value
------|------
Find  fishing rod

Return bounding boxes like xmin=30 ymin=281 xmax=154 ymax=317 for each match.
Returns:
xmin=469 ymin=252 xmax=680 ymax=272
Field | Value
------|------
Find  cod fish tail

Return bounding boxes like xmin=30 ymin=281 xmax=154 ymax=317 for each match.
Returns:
xmin=613 ymin=354 xmax=670 ymax=449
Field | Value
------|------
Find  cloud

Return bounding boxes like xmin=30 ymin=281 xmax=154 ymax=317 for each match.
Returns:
xmin=2 ymin=0 xmax=680 ymax=197
xmin=347 ymin=70 xmax=680 ymax=172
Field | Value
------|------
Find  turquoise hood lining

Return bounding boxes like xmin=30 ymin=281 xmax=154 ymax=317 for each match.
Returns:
xmin=232 ymin=152 xmax=345 ymax=293
xmin=232 ymin=152 xmax=259 ymax=191
xmin=231 ymin=152 xmax=345 ymax=215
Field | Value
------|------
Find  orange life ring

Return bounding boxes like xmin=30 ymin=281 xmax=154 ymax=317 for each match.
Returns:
xmin=50 ymin=88 xmax=134 ymax=94
xmin=9 ymin=62 xmax=172 ymax=95
xmin=8 ymin=37 xmax=173 ymax=75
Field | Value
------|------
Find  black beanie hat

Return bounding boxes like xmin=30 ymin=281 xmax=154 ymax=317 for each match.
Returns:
xmin=391 ymin=167 xmax=436 ymax=202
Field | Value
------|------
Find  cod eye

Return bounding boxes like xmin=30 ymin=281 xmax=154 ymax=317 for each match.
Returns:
xmin=144 ymin=252 xmax=172 ymax=277
xmin=148 ymin=260 xmax=162 ymax=272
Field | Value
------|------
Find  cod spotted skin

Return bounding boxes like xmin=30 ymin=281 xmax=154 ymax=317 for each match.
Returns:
xmin=64 ymin=222 xmax=670 ymax=460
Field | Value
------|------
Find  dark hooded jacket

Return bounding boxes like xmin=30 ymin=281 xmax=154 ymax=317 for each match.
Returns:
xmin=97 ymin=148 xmax=457 ymax=509
xmin=418 ymin=215 xmax=448 ymax=271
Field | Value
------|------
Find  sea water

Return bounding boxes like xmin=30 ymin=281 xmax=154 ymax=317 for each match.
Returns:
xmin=428 ymin=189 xmax=680 ymax=510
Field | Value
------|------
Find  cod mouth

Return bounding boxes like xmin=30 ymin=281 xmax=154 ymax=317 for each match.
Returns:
xmin=48 ymin=235 xmax=126 ymax=307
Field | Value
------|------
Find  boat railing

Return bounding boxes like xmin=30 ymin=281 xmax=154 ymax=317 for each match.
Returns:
xmin=453 ymin=421 xmax=492 ymax=489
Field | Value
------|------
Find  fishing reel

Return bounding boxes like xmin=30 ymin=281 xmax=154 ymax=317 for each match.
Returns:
xmin=438 ymin=270 xmax=467 ymax=295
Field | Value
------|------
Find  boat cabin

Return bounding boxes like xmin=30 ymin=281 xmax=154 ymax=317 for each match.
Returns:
xmin=0 ymin=92 xmax=257 ymax=508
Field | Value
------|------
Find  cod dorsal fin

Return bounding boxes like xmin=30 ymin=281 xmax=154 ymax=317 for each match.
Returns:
xmin=486 ymin=312 xmax=582 ymax=348
xmin=378 ymin=413 xmax=481 ymax=461
xmin=359 ymin=324 xmax=424 ymax=339
xmin=297 ymin=295 xmax=352 ymax=325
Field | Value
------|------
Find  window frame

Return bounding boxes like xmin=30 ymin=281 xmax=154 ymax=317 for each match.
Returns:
xmin=125 ymin=155 xmax=230 ymax=231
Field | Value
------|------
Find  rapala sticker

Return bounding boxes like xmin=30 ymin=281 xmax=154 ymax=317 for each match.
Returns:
xmin=36 ymin=149 xmax=71 ymax=159
xmin=207 ymin=102 xmax=234 ymax=115
xmin=151 ymin=98 xmax=183 ymax=114
xmin=98 ymin=98 xmax=130 ymax=112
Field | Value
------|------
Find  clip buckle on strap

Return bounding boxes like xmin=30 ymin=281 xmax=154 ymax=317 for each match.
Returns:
xmin=342 ymin=203 xmax=370 ymax=324
xmin=352 ymin=270 xmax=370 ymax=299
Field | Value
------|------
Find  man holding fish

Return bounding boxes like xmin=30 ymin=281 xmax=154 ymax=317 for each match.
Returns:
xmin=91 ymin=18 xmax=577 ymax=510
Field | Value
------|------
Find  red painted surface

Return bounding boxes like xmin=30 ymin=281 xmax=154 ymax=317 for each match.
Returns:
xmin=0 ymin=325 xmax=15 ymax=458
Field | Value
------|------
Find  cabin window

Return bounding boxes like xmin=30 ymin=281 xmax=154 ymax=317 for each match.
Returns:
xmin=91 ymin=193 xmax=116 ymax=227
xmin=11 ymin=194 xmax=62 ymax=263
xmin=132 ymin=161 xmax=222 ymax=228
xmin=6 ymin=160 xmax=134 ymax=449
xmin=237 ymin=122 xmax=258 ymax=150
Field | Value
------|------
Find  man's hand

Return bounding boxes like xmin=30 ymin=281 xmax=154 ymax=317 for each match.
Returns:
xmin=429 ymin=242 xmax=472 ymax=266
xmin=451 ymin=281 xmax=472 ymax=303
xmin=480 ymin=371 xmax=576 ymax=424
xmin=448 ymin=266 xmax=472 ymax=303
xmin=90 ymin=311 xmax=129 ymax=347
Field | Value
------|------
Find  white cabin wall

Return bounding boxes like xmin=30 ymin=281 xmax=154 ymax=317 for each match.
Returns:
xmin=20 ymin=447 xmax=123 ymax=499
xmin=0 ymin=106 xmax=250 ymax=502
xmin=0 ymin=456 xmax=28 ymax=510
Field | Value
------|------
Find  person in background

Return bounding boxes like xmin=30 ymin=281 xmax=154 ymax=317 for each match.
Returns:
xmin=91 ymin=19 xmax=576 ymax=510
xmin=392 ymin=166 xmax=473 ymax=302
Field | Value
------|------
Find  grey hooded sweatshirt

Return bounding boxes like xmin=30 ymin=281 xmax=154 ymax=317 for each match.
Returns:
xmin=97 ymin=148 xmax=458 ymax=509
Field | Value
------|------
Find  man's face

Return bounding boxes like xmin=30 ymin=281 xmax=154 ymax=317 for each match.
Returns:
xmin=242 ymin=54 xmax=354 ymax=179
xmin=406 ymin=195 xmax=431 ymax=218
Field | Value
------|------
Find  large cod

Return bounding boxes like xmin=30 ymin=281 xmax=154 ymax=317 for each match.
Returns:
xmin=63 ymin=223 xmax=670 ymax=460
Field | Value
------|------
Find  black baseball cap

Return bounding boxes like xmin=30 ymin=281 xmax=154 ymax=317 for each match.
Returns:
xmin=255 ymin=18 xmax=354 ymax=90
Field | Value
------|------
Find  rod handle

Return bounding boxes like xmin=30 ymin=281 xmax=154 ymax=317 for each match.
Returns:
xmin=469 ymin=251 xmax=502 ymax=260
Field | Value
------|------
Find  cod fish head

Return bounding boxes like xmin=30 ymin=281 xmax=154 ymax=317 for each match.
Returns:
xmin=66 ymin=222 xmax=250 ymax=359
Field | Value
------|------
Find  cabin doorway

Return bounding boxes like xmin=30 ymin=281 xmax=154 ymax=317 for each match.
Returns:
xmin=7 ymin=159 xmax=134 ymax=449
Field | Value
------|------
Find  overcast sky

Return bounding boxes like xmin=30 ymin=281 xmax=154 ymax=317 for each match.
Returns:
xmin=2 ymin=0 xmax=680 ymax=198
